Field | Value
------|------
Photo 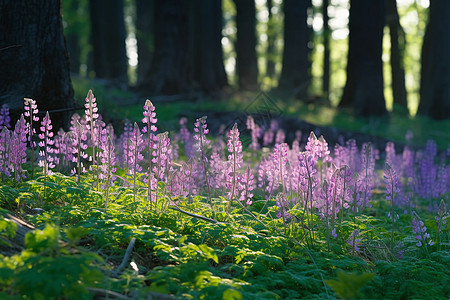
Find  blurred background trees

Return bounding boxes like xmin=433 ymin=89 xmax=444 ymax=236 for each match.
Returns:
xmin=2 ymin=0 xmax=445 ymax=121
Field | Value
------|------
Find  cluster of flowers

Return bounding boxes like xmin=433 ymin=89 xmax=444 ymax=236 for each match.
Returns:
xmin=0 ymin=91 xmax=448 ymax=231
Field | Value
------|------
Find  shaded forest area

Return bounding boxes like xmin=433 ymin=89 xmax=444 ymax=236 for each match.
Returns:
xmin=0 ymin=0 xmax=449 ymax=131
xmin=60 ymin=0 xmax=449 ymax=119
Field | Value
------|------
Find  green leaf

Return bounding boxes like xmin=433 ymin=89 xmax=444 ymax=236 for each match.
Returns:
xmin=325 ymin=270 xmax=375 ymax=300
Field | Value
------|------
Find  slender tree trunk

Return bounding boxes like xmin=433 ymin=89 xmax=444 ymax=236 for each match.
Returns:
xmin=234 ymin=0 xmax=259 ymax=90
xmin=322 ymin=0 xmax=330 ymax=98
xmin=136 ymin=0 xmax=154 ymax=86
xmin=339 ymin=0 xmax=386 ymax=116
xmin=386 ymin=0 xmax=407 ymax=110
xmin=191 ymin=0 xmax=228 ymax=93
xmin=278 ymin=0 xmax=309 ymax=98
xmin=418 ymin=0 xmax=450 ymax=119
xmin=0 ymin=0 xmax=74 ymax=131
xmin=89 ymin=0 xmax=128 ymax=84
xmin=139 ymin=0 xmax=191 ymax=95
xmin=266 ymin=0 xmax=276 ymax=79
xmin=63 ymin=0 xmax=81 ymax=74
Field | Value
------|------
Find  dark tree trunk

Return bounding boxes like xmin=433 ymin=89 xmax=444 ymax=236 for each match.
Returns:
xmin=386 ymin=0 xmax=407 ymax=110
xmin=418 ymin=0 xmax=450 ymax=119
xmin=266 ymin=0 xmax=276 ymax=79
xmin=191 ymin=0 xmax=228 ymax=93
xmin=339 ymin=0 xmax=386 ymax=116
xmin=89 ymin=0 xmax=128 ymax=84
xmin=234 ymin=0 xmax=259 ymax=90
xmin=0 ymin=0 xmax=74 ymax=131
xmin=136 ymin=0 xmax=154 ymax=86
xmin=322 ymin=0 xmax=330 ymax=98
xmin=139 ymin=0 xmax=191 ymax=95
xmin=63 ymin=0 xmax=81 ymax=74
xmin=278 ymin=0 xmax=309 ymax=98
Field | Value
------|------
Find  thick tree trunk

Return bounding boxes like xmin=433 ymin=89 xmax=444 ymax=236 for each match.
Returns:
xmin=0 ymin=0 xmax=74 ymax=131
xmin=139 ymin=0 xmax=191 ymax=95
xmin=234 ymin=0 xmax=259 ymax=90
xmin=386 ymin=0 xmax=407 ymax=109
xmin=339 ymin=0 xmax=386 ymax=116
xmin=136 ymin=0 xmax=154 ymax=86
xmin=266 ymin=0 xmax=276 ymax=79
xmin=191 ymin=0 xmax=228 ymax=93
xmin=278 ymin=0 xmax=309 ymax=98
xmin=89 ymin=0 xmax=128 ymax=84
xmin=322 ymin=0 xmax=330 ymax=98
xmin=418 ymin=0 xmax=450 ymax=120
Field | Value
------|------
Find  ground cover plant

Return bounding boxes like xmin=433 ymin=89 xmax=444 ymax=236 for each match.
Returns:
xmin=0 ymin=91 xmax=449 ymax=299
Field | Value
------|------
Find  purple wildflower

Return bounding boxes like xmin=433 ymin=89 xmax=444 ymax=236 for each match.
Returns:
xmin=238 ymin=166 xmax=254 ymax=206
xmin=142 ymin=100 xmax=159 ymax=204
xmin=412 ymin=212 xmax=433 ymax=247
xmin=0 ymin=104 xmax=11 ymax=130
xmin=348 ymin=229 xmax=361 ymax=253
xmin=0 ymin=127 xmax=11 ymax=178
xmin=193 ymin=116 xmax=212 ymax=206
xmin=38 ymin=112 xmax=55 ymax=176
xmin=10 ymin=115 xmax=28 ymax=180
xmin=128 ymin=122 xmax=145 ymax=203
xmin=24 ymin=98 xmax=39 ymax=177
xmin=70 ymin=120 xmax=88 ymax=181
xmin=246 ymin=115 xmax=260 ymax=151
xmin=99 ymin=136 xmax=117 ymax=209
xmin=226 ymin=123 xmax=243 ymax=209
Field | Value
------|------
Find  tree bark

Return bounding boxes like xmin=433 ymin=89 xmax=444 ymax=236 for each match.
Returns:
xmin=191 ymin=0 xmax=228 ymax=93
xmin=278 ymin=0 xmax=309 ymax=98
xmin=386 ymin=0 xmax=407 ymax=110
xmin=234 ymin=0 xmax=259 ymax=90
xmin=418 ymin=0 xmax=450 ymax=119
xmin=136 ymin=0 xmax=154 ymax=86
xmin=138 ymin=0 xmax=191 ymax=95
xmin=89 ymin=0 xmax=128 ymax=84
xmin=0 ymin=0 xmax=74 ymax=131
xmin=322 ymin=0 xmax=330 ymax=98
xmin=266 ymin=0 xmax=276 ymax=79
xmin=339 ymin=0 xmax=386 ymax=116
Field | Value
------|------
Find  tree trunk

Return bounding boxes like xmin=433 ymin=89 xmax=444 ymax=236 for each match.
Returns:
xmin=0 ymin=0 xmax=74 ymax=131
xmin=418 ymin=0 xmax=450 ymax=119
xmin=266 ymin=0 xmax=276 ymax=79
xmin=339 ymin=0 xmax=386 ymax=116
xmin=278 ymin=0 xmax=309 ymax=98
xmin=191 ymin=0 xmax=228 ymax=93
xmin=89 ymin=0 xmax=128 ymax=84
xmin=234 ymin=0 xmax=259 ymax=90
xmin=136 ymin=0 xmax=154 ymax=86
xmin=322 ymin=0 xmax=330 ymax=98
xmin=386 ymin=0 xmax=407 ymax=110
xmin=63 ymin=0 xmax=81 ymax=74
xmin=138 ymin=0 xmax=191 ymax=95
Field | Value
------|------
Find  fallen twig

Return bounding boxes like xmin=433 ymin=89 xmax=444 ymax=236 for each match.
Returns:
xmin=169 ymin=206 xmax=218 ymax=223
xmin=113 ymin=237 xmax=136 ymax=277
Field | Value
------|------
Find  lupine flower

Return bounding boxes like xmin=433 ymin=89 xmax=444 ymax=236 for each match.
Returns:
xmin=435 ymin=199 xmax=448 ymax=235
xmin=99 ymin=136 xmax=117 ymax=209
xmin=385 ymin=162 xmax=401 ymax=248
xmin=226 ymin=123 xmax=243 ymax=207
xmin=38 ymin=112 xmax=55 ymax=176
xmin=246 ymin=115 xmax=260 ymax=151
xmin=262 ymin=128 xmax=274 ymax=146
xmin=178 ymin=117 xmax=195 ymax=159
xmin=10 ymin=115 xmax=28 ymax=180
xmin=142 ymin=100 xmax=159 ymax=204
xmin=24 ymin=98 xmax=39 ymax=177
xmin=193 ymin=116 xmax=212 ymax=205
xmin=70 ymin=120 xmax=88 ymax=181
xmin=238 ymin=166 xmax=254 ymax=206
xmin=153 ymin=132 xmax=172 ymax=182
xmin=275 ymin=129 xmax=285 ymax=144
xmin=84 ymin=89 xmax=99 ymax=136
xmin=119 ymin=119 xmax=133 ymax=169
xmin=273 ymin=143 xmax=289 ymax=195
xmin=128 ymin=122 xmax=145 ymax=203
xmin=412 ymin=212 xmax=433 ymax=247
xmin=348 ymin=229 xmax=361 ymax=253
xmin=0 ymin=104 xmax=11 ymax=129
xmin=305 ymin=132 xmax=331 ymax=162
xmin=54 ymin=129 xmax=72 ymax=171
xmin=0 ymin=127 xmax=11 ymax=178
xmin=417 ymin=140 xmax=437 ymax=201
